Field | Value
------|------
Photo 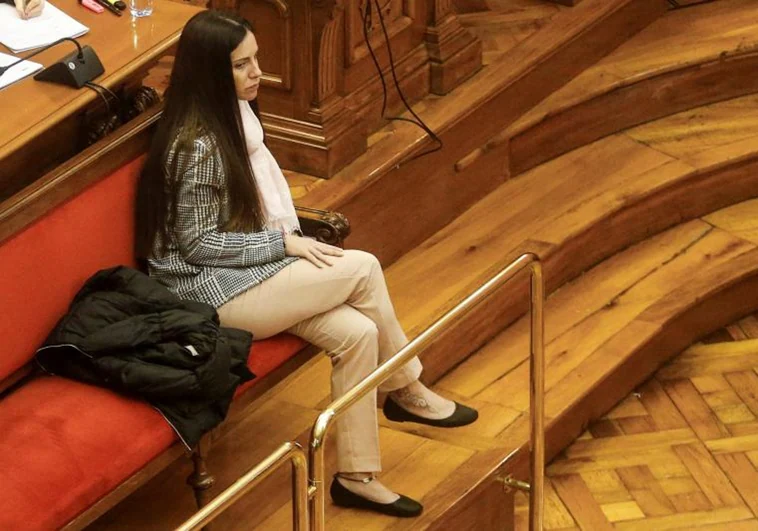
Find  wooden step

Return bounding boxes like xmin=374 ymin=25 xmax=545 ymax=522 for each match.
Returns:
xmin=88 ymin=392 xmax=516 ymax=530
xmin=415 ymin=224 xmax=758 ymax=528
xmin=506 ymin=0 xmax=758 ymax=176
xmin=295 ymin=0 xmax=667 ymax=265
xmin=398 ymin=95 xmax=758 ymax=383
xmin=456 ymin=1 xmax=569 ymax=66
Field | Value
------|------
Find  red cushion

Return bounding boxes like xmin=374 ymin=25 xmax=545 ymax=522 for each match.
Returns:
xmin=0 ymin=159 xmax=141 ymax=380
xmin=238 ymin=334 xmax=308 ymax=397
xmin=0 ymin=335 xmax=307 ymax=531
xmin=0 ymin=377 xmax=174 ymax=531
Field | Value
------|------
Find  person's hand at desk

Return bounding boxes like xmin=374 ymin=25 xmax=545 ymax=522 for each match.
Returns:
xmin=2 ymin=0 xmax=45 ymax=19
xmin=17 ymin=0 xmax=45 ymax=19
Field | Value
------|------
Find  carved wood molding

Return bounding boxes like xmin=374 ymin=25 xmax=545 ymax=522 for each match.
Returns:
xmin=296 ymin=206 xmax=351 ymax=245
xmin=316 ymin=5 xmax=344 ymax=102
xmin=348 ymin=0 xmax=410 ymax=66
xmin=260 ymin=0 xmax=293 ymax=91
xmin=424 ymin=0 xmax=481 ymax=93
xmin=307 ymin=0 xmax=347 ymax=115
xmin=83 ymin=86 xmax=161 ymax=147
xmin=432 ymin=0 xmax=453 ymax=22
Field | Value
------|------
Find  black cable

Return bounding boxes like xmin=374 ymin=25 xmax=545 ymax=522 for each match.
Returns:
xmin=85 ymin=81 xmax=119 ymax=108
xmin=363 ymin=2 xmax=388 ymax=117
xmin=84 ymin=82 xmax=111 ymax=114
xmin=88 ymin=81 xmax=119 ymax=106
xmin=368 ymin=0 xmax=443 ymax=159
xmin=362 ymin=0 xmax=443 ymax=166
xmin=373 ymin=0 xmax=442 ymax=147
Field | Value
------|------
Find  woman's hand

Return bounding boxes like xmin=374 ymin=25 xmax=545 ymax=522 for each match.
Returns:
xmin=284 ymin=234 xmax=344 ymax=268
xmin=15 ymin=0 xmax=44 ymax=19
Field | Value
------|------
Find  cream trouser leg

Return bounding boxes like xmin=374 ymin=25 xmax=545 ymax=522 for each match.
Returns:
xmin=216 ymin=250 xmax=423 ymax=472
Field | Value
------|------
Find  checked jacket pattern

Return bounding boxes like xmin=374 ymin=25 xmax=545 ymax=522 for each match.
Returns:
xmin=148 ymin=136 xmax=297 ymax=309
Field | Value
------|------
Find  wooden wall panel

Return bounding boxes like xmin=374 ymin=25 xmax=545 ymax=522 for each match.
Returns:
xmin=240 ymin=0 xmax=293 ymax=91
xmin=220 ymin=0 xmax=481 ymax=178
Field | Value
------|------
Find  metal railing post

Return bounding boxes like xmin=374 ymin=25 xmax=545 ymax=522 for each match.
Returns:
xmin=529 ymin=261 xmax=545 ymax=531
xmin=308 ymin=411 xmax=333 ymax=530
xmin=308 ymin=253 xmax=546 ymax=531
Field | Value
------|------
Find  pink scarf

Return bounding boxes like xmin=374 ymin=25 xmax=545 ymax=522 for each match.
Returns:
xmin=239 ymin=100 xmax=300 ymax=234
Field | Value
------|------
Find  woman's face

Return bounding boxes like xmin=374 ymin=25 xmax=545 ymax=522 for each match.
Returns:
xmin=231 ymin=30 xmax=262 ymax=101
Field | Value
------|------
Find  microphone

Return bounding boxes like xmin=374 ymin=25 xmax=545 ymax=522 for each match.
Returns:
xmin=0 ymin=37 xmax=104 ymax=88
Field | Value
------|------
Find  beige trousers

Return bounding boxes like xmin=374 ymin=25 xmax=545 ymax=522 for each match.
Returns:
xmin=217 ymin=250 xmax=423 ymax=472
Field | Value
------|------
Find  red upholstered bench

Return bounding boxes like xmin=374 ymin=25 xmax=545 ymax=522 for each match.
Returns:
xmin=0 ymin=155 xmax=347 ymax=530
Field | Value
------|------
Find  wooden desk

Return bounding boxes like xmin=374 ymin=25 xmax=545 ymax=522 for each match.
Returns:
xmin=0 ymin=0 xmax=202 ymax=200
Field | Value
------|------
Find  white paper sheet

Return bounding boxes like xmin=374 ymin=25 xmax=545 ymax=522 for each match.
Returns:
xmin=0 ymin=2 xmax=89 ymax=53
xmin=0 ymin=51 xmax=42 ymax=90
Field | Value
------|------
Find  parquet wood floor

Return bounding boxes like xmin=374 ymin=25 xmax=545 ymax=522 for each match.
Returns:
xmin=514 ymin=336 xmax=758 ymax=530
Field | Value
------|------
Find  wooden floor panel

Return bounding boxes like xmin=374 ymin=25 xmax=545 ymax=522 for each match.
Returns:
xmin=385 ymin=93 xmax=758 ymax=365
xmin=448 ymin=221 xmax=749 ymax=401
xmin=511 ymin=0 xmax=758 ymax=132
xmin=627 ymin=95 xmax=758 ymax=170
xmin=516 ymin=339 xmax=758 ymax=530
xmin=507 ymin=0 xmax=758 ymax=175
xmin=457 ymin=0 xmax=567 ymax=65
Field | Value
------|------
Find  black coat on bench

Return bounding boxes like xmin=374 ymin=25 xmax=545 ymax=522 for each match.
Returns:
xmin=35 ymin=266 xmax=254 ymax=448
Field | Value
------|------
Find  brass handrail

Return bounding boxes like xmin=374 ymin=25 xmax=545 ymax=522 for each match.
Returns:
xmin=308 ymin=253 xmax=545 ymax=531
xmin=175 ymin=441 xmax=309 ymax=531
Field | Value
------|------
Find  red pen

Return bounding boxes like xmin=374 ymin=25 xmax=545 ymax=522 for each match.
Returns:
xmin=80 ymin=0 xmax=104 ymax=13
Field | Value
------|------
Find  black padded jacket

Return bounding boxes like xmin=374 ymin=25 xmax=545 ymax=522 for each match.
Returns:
xmin=35 ymin=266 xmax=254 ymax=449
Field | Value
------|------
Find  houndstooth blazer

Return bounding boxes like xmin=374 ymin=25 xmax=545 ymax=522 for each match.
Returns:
xmin=148 ymin=136 xmax=298 ymax=309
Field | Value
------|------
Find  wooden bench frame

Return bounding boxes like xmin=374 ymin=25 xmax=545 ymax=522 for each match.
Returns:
xmin=0 ymin=104 xmax=350 ymax=530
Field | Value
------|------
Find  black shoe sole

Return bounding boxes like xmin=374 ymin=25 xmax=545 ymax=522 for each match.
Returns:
xmin=330 ymin=477 xmax=423 ymax=518
xmin=383 ymin=397 xmax=479 ymax=428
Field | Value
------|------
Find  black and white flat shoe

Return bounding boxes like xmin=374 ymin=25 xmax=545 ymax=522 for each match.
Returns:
xmin=330 ymin=475 xmax=423 ymax=518
xmin=383 ymin=396 xmax=479 ymax=428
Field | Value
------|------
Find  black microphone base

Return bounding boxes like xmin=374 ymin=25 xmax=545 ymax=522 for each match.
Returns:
xmin=34 ymin=45 xmax=104 ymax=89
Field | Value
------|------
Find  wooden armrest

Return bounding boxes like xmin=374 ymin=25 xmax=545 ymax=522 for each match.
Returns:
xmin=295 ymin=206 xmax=351 ymax=246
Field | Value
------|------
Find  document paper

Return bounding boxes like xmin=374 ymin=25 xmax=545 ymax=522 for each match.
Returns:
xmin=0 ymin=2 xmax=89 ymax=53
xmin=0 ymin=51 xmax=42 ymax=90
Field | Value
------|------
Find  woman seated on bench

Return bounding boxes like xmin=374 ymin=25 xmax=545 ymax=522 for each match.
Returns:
xmin=135 ymin=10 xmax=478 ymax=518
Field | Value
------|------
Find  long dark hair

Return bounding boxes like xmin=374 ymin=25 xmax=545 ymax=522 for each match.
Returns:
xmin=135 ymin=10 xmax=265 ymax=259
